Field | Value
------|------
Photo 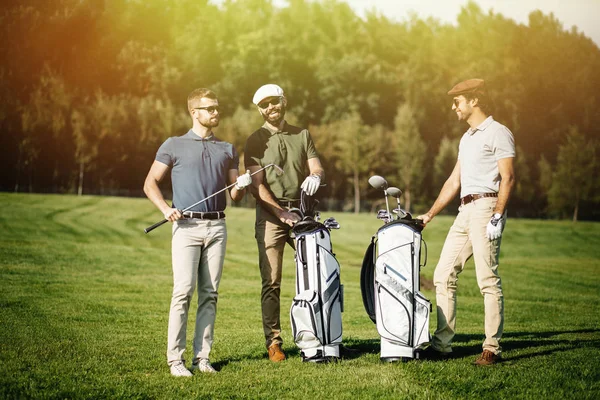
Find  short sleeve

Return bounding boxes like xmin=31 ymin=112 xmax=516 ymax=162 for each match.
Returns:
xmin=305 ymin=130 xmax=318 ymax=160
xmin=156 ymin=137 xmax=173 ymax=166
xmin=230 ymin=145 xmax=240 ymax=171
xmin=244 ymin=134 xmax=261 ymax=169
xmin=493 ymin=127 xmax=516 ymax=160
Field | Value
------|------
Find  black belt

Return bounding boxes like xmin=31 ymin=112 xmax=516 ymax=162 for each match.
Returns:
xmin=460 ymin=193 xmax=498 ymax=206
xmin=277 ymin=200 xmax=301 ymax=208
xmin=182 ymin=211 xmax=225 ymax=220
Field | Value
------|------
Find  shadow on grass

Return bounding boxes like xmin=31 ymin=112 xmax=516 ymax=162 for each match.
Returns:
xmin=213 ymin=329 xmax=600 ymax=368
xmin=451 ymin=328 xmax=600 ymax=361
xmin=212 ymin=338 xmax=379 ymax=369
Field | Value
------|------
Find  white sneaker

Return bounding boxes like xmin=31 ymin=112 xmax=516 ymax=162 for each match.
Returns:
xmin=192 ymin=358 xmax=217 ymax=374
xmin=170 ymin=361 xmax=193 ymax=377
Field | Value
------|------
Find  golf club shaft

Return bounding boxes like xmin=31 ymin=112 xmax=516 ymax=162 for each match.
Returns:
xmin=384 ymin=191 xmax=390 ymax=217
xmin=144 ymin=164 xmax=280 ymax=233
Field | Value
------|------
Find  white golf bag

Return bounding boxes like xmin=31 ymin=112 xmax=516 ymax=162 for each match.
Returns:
xmin=289 ymin=193 xmax=343 ymax=362
xmin=361 ymin=218 xmax=431 ymax=361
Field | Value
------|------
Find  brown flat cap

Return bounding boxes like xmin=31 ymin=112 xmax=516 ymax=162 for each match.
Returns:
xmin=447 ymin=78 xmax=485 ymax=95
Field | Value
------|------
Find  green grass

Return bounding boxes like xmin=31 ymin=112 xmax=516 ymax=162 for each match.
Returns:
xmin=0 ymin=193 xmax=599 ymax=399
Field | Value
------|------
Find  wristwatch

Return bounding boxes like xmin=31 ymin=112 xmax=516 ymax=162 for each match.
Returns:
xmin=490 ymin=213 xmax=503 ymax=226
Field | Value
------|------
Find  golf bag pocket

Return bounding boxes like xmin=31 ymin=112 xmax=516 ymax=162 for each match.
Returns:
xmin=414 ymin=291 xmax=431 ymax=347
xmin=376 ymin=277 xmax=411 ymax=345
xmin=291 ymin=290 xmax=323 ymax=349
xmin=377 ymin=243 xmax=413 ymax=286
xmin=323 ymin=272 xmax=343 ymax=344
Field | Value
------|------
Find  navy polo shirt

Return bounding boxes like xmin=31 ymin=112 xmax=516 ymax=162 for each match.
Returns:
xmin=156 ymin=130 xmax=240 ymax=212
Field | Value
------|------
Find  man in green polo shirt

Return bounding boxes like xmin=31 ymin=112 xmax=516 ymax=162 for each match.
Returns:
xmin=417 ymin=79 xmax=515 ymax=365
xmin=244 ymin=84 xmax=325 ymax=362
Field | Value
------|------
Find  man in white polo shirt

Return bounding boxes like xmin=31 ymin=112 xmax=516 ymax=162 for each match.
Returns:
xmin=417 ymin=79 xmax=515 ymax=365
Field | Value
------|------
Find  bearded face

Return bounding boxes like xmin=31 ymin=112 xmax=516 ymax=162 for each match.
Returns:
xmin=192 ymin=98 xmax=220 ymax=128
xmin=451 ymin=95 xmax=474 ymax=122
xmin=257 ymin=96 xmax=286 ymax=125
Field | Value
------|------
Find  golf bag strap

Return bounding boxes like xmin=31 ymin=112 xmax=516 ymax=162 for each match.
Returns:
xmin=360 ymin=236 xmax=377 ymax=324
xmin=297 ymin=237 xmax=310 ymax=290
xmin=420 ymin=238 xmax=428 ymax=268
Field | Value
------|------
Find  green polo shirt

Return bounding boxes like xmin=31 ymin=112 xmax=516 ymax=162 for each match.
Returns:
xmin=244 ymin=121 xmax=318 ymax=201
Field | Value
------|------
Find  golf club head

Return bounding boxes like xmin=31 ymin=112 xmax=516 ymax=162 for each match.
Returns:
xmin=368 ymin=175 xmax=388 ymax=190
xmin=268 ymin=164 xmax=284 ymax=176
xmin=377 ymin=209 xmax=392 ymax=223
xmin=387 ymin=187 xmax=402 ymax=198
xmin=324 ymin=217 xmax=340 ymax=230
xmin=392 ymin=207 xmax=408 ymax=219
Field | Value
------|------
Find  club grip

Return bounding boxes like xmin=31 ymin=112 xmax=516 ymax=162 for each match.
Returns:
xmin=144 ymin=218 xmax=168 ymax=234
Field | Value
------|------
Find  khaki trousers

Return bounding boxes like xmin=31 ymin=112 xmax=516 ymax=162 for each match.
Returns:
xmin=254 ymin=205 xmax=295 ymax=347
xmin=167 ymin=218 xmax=227 ymax=365
xmin=432 ymin=197 xmax=504 ymax=355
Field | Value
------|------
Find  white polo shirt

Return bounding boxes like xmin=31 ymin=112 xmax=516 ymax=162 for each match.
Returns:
xmin=458 ymin=116 xmax=515 ymax=198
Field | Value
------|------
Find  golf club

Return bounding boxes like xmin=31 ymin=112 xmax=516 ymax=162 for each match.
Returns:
xmin=323 ymin=217 xmax=340 ymax=230
xmin=144 ymin=163 xmax=284 ymax=233
xmin=368 ymin=175 xmax=391 ymax=219
xmin=387 ymin=187 xmax=407 ymax=219
xmin=377 ymin=209 xmax=392 ymax=223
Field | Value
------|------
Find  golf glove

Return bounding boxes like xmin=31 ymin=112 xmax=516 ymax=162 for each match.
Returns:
xmin=235 ymin=171 xmax=252 ymax=190
xmin=301 ymin=174 xmax=321 ymax=196
xmin=486 ymin=213 xmax=504 ymax=240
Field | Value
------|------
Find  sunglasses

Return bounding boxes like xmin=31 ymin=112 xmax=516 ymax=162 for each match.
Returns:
xmin=258 ymin=97 xmax=281 ymax=109
xmin=195 ymin=106 xmax=220 ymax=114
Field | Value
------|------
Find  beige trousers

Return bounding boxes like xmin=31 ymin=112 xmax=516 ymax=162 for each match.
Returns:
xmin=167 ymin=218 xmax=227 ymax=365
xmin=254 ymin=205 xmax=295 ymax=347
xmin=432 ymin=197 xmax=504 ymax=355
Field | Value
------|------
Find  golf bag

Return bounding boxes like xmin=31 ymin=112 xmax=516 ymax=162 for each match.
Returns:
xmin=289 ymin=192 xmax=343 ymax=362
xmin=361 ymin=216 xmax=431 ymax=361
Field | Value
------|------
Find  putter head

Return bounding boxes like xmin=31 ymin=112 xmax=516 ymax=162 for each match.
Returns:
xmin=387 ymin=187 xmax=402 ymax=198
xmin=269 ymin=164 xmax=284 ymax=176
xmin=368 ymin=175 xmax=388 ymax=190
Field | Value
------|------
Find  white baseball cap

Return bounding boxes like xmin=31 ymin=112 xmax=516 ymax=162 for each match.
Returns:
xmin=252 ymin=84 xmax=284 ymax=105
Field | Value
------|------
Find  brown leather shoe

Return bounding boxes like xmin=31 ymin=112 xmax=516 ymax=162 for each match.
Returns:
xmin=473 ymin=350 xmax=501 ymax=365
xmin=267 ymin=342 xmax=286 ymax=362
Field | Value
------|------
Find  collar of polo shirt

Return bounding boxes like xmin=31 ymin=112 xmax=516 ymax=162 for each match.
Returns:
xmin=262 ymin=120 xmax=289 ymax=135
xmin=197 ymin=133 xmax=214 ymax=141
xmin=468 ymin=116 xmax=494 ymax=135
xmin=187 ymin=130 xmax=215 ymax=141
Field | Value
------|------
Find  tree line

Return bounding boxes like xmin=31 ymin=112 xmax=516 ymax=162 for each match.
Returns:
xmin=1 ymin=0 xmax=599 ymax=220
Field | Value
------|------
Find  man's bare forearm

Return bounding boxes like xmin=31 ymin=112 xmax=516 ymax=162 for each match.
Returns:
xmin=493 ymin=175 xmax=515 ymax=215
xmin=251 ymin=184 xmax=285 ymax=218
xmin=425 ymin=179 xmax=460 ymax=219
xmin=144 ymin=178 xmax=172 ymax=214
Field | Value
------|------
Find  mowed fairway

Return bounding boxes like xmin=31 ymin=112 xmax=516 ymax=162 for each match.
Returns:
xmin=1 ymin=193 xmax=599 ymax=399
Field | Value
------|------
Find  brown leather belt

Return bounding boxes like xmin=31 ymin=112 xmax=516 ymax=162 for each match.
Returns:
xmin=183 ymin=211 xmax=225 ymax=220
xmin=460 ymin=193 xmax=498 ymax=206
xmin=277 ymin=200 xmax=301 ymax=208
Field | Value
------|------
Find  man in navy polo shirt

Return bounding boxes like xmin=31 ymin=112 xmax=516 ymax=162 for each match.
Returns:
xmin=144 ymin=88 xmax=252 ymax=377
xmin=417 ymin=79 xmax=515 ymax=366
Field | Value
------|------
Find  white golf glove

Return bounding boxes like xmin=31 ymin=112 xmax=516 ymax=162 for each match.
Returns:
xmin=235 ymin=171 xmax=252 ymax=190
xmin=486 ymin=213 xmax=505 ymax=240
xmin=300 ymin=174 xmax=321 ymax=196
